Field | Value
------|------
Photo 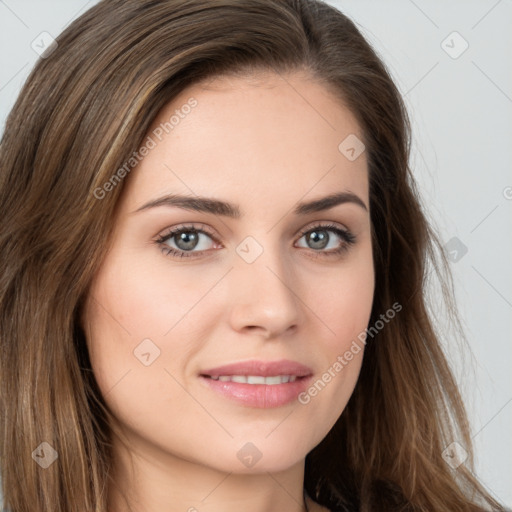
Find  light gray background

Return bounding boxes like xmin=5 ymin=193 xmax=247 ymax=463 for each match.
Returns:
xmin=0 ymin=0 xmax=510 ymax=508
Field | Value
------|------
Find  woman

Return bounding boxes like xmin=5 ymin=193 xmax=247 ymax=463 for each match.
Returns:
xmin=0 ymin=0 xmax=506 ymax=511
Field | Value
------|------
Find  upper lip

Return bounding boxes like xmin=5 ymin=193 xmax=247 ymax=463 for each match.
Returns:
xmin=200 ymin=359 xmax=313 ymax=378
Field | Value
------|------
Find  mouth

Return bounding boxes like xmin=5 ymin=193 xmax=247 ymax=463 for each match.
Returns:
xmin=201 ymin=374 xmax=306 ymax=384
xmin=198 ymin=359 xmax=313 ymax=408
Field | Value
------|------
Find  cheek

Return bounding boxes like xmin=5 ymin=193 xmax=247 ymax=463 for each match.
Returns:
xmin=89 ymin=251 xmax=223 ymax=341
xmin=82 ymin=259 xmax=203 ymax=430
xmin=310 ymin=253 xmax=375 ymax=352
xmin=82 ymin=249 xmax=226 ymax=393
xmin=295 ymin=252 xmax=373 ymax=427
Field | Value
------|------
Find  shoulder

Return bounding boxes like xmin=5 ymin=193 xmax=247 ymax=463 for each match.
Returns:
xmin=305 ymin=494 xmax=333 ymax=512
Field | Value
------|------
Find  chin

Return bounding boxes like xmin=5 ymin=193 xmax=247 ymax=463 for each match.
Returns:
xmin=202 ymin=436 xmax=311 ymax=475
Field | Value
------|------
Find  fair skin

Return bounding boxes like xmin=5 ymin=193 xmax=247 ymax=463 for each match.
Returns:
xmin=82 ymin=70 xmax=374 ymax=512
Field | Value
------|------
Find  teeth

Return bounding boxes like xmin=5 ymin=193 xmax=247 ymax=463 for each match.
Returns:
xmin=208 ymin=375 xmax=298 ymax=384
xmin=247 ymin=375 xmax=266 ymax=384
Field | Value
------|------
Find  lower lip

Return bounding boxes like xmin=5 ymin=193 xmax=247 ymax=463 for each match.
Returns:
xmin=199 ymin=375 xmax=312 ymax=408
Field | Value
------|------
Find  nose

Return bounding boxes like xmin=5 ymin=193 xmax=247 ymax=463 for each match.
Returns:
xmin=228 ymin=247 xmax=301 ymax=339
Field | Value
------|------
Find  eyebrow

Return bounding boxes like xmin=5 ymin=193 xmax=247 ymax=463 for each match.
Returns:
xmin=132 ymin=191 xmax=368 ymax=217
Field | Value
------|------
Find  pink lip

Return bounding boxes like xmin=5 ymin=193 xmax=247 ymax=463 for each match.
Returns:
xmin=200 ymin=359 xmax=313 ymax=378
xmin=199 ymin=359 xmax=313 ymax=408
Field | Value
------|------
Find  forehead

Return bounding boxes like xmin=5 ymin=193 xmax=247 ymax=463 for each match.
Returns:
xmin=121 ymin=71 xmax=368 ymax=213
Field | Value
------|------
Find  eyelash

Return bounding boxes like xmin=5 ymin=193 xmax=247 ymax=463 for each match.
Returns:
xmin=155 ymin=222 xmax=356 ymax=260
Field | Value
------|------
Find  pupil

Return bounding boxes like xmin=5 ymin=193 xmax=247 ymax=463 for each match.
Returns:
xmin=308 ymin=230 xmax=329 ymax=249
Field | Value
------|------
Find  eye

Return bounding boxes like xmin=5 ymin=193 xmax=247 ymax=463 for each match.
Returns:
xmin=155 ymin=222 xmax=356 ymax=260
xmin=295 ymin=223 xmax=356 ymax=257
xmin=155 ymin=224 xmax=219 ymax=259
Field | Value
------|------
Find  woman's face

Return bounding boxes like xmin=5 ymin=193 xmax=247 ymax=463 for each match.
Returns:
xmin=83 ymin=71 xmax=374 ymax=474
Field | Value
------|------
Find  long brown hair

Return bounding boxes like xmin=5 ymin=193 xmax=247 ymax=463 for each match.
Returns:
xmin=0 ymin=1 xmax=505 ymax=511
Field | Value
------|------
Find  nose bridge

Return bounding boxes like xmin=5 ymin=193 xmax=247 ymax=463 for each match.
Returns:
xmin=228 ymin=234 xmax=301 ymax=335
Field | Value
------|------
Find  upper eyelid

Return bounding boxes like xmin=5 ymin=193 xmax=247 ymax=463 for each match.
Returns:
xmin=296 ymin=220 xmax=349 ymax=236
xmin=158 ymin=222 xmax=216 ymax=238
